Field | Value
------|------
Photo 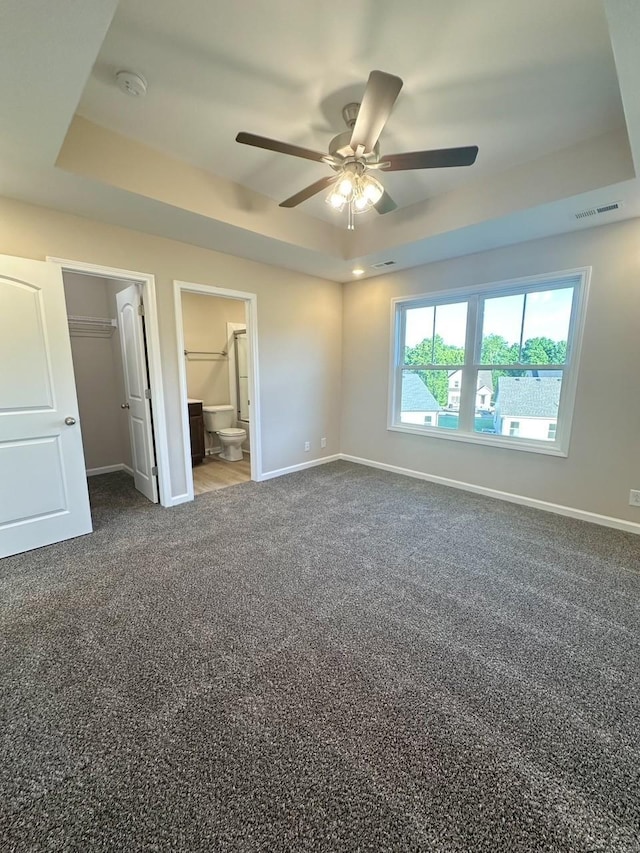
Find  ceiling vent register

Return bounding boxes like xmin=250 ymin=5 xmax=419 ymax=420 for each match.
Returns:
xmin=371 ymin=260 xmax=396 ymax=268
xmin=574 ymin=201 xmax=623 ymax=220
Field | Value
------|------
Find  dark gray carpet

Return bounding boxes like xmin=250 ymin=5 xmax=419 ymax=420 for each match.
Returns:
xmin=1 ymin=461 xmax=639 ymax=852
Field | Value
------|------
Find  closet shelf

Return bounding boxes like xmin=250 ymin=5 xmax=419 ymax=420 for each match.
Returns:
xmin=68 ymin=315 xmax=116 ymax=338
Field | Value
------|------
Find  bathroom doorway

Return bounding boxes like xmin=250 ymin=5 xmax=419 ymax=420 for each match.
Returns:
xmin=174 ymin=280 xmax=261 ymax=498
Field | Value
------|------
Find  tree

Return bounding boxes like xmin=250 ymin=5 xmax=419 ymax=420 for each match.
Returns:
xmin=521 ymin=336 xmax=566 ymax=364
xmin=404 ymin=335 xmax=464 ymax=407
xmin=405 ymin=334 xmax=464 ymax=368
xmin=479 ymin=335 xmax=567 ymax=402
xmin=479 ymin=334 xmax=520 ymax=401
xmin=433 ymin=334 xmax=464 ymax=366
xmin=404 ymin=339 xmax=433 ymax=366
xmin=404 ymin=333 xmax=566 ymax=409
xmin=480 ymin=333 xmax=518 ymax=365
xmin=554 ymin=340 xmax=567 ymax=363
xmin=423 ymin=370 xmax=449 ymax=408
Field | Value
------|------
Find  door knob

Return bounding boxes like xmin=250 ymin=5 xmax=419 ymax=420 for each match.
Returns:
xmin=64 ymin=416 xmax=76 ymax=426
xmin=121 ymin=403 xmax=130 ymax=409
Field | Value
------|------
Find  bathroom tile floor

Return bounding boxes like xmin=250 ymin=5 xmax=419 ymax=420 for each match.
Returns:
xmin=192 ymin=453 xmax=251 ymax=495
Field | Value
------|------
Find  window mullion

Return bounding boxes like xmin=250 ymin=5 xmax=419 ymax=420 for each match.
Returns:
xmin=394 ymin=307 xmax=407 ymax=421
xmin=458 ymin=295 xmax=478 ymax=432
xmin=398 ymin=307 xmax=407 ymax=366
xmin=430 ymin=308 xmax=436 ymax=364
xmin=518 ymin=293 xmax=527 ymax=360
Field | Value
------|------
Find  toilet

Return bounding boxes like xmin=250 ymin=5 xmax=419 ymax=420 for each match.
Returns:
xmin=202 ymin=404 xmax=246 ymax=462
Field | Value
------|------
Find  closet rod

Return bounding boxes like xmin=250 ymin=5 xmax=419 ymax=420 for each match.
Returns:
xmin=184 ymin=349 xmax=228 ymax=357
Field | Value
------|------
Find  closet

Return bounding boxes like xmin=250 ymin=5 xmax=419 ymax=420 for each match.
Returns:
xmin=63 ymin=272 xmax=131 ymax=474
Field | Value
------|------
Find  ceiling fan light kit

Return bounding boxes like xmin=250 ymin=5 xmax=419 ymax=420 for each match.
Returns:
xmin=326 ymin=166 xmax=384 ymax=231
xmin=236 ymin=70 xmax=478 ymax=229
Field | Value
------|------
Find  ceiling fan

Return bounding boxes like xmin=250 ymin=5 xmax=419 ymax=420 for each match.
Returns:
xmin=236 ymin=70 xmax=478 ymax=229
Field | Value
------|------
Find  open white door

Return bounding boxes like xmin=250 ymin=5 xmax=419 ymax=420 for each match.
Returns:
xmin=0 ymin=254 xmax=92 ymax=558
xmin=116 ymin=285 xmax=158 ymax=503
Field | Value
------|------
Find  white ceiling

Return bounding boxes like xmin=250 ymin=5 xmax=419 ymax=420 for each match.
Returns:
xmin=1 ymin=0 xmax=640 ymax=282
xmin=77 ymin=0 xmax=625 ymax=220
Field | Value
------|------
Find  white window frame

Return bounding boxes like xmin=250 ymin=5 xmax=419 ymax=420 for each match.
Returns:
xmin=388 ymin=267 xmax=590 ymax=457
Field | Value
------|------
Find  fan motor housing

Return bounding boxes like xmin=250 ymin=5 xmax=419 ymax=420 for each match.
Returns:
xmin=328 ymin=131 xmax=380 ymax=165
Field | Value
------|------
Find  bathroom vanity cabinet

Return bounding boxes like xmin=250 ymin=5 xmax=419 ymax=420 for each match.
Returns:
xmin=188 ymin=400 xmax=205 ymax=465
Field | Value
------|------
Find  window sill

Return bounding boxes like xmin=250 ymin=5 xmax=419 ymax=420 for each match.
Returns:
xmin=388 ymin=423 xmax=568 ymax=457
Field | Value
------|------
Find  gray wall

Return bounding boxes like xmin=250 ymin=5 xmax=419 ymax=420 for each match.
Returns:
xmin=341 ymin=218 xmax=640 ymax=523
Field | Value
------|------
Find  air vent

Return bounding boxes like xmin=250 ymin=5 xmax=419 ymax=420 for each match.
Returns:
xmin=371 ymin=260 xmax=396 ymax=269
xmin=574 ymin=200 xmax=623 ymax=220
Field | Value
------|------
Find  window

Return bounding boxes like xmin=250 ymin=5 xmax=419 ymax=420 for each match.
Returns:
xmin=399 ymin=302 xmax=467 ymax=432
xmin=390 ymin=269 xmax=589 ymax=455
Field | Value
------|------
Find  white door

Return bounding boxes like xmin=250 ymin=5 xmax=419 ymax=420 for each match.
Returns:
xmin=116 ymin=285 xmax=158 ymax=503
xmin=0 ymin=255 xmax=92 ymax=558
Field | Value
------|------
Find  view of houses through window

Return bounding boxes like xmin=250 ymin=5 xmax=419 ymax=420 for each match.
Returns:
xmin=393 ymin=274 xmax=585 ymax=451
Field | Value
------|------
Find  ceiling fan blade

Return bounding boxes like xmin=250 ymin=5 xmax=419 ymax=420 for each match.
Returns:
xmin=374 ymin=190 xmax=397 ymax=214
xmin=279 ymin=176 xmax=337 ymax=208
xmin=236 ymin=132 xmax=328 ymax=163
xmin=383 ymin=146 xmax=479 ymax=171
xmin=350 ymin=70 xmax=403 ymax=154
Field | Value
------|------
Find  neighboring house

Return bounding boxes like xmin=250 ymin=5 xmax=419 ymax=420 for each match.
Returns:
xmin=524 ymin=369 xmax=563 ymax=379
xmin=447 ymin=370 xmax=493 ymax=411
xmin=494 ymin=377 xmax=561 ymax=441
xmin=447 ymin=371 xmax=462 ymax=409
xmin=401 ymin=373 xmax=441 ymax=426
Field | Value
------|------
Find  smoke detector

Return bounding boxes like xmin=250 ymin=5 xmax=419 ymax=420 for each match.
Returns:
xmin=116 ymin=70 xmax=147 ymax=98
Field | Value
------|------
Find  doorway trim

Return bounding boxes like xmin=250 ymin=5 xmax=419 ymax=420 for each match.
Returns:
xmin=173 ymin=280 xmax=262 ymax=500
xmin=46 ymin=257 xmax=172 ymax=507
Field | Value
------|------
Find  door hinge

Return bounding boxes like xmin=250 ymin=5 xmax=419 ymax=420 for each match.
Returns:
xmin=151 ymin=466 xmax=158 ymax=476
xmin=138 ymin=302 xmax=145 ymax=316
xmin=144 ymin=388 xmax=152 ymax=399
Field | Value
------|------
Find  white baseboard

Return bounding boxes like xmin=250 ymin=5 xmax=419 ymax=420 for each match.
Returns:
xmin=260 ymin=454 xmax=341 ymax=482
xmin=340 ymin=454 xmax=640 ymax=536
xmin=86 ymin=463 xmax=133 ymax=477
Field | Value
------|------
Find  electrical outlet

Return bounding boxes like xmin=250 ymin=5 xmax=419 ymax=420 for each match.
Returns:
xmin=320 ymin=437 xmax=327 ymax=448
xmin=629 ymin=490 xmax=640 ymax=507
xmin=304 ymin=441 xmax=310 ymax=452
